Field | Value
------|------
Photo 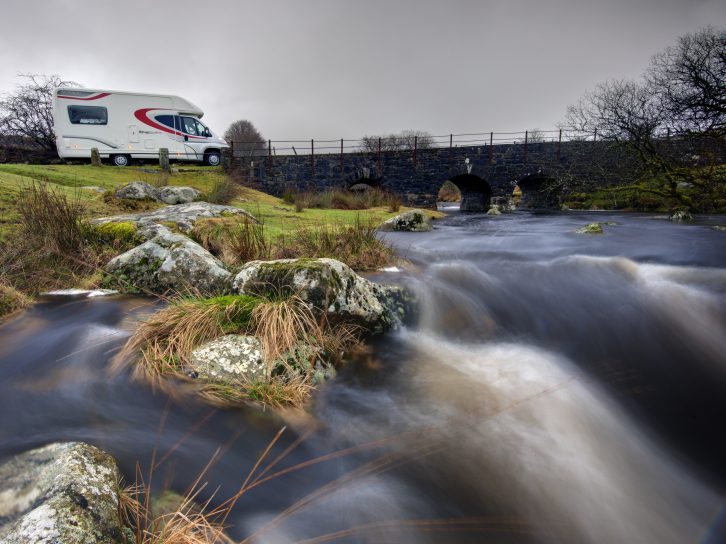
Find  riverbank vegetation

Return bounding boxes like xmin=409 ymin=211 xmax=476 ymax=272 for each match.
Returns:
xmin=561 ymin=27 xmax=725 ymax=210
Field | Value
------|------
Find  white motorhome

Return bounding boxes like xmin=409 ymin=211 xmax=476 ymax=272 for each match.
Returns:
xmin=52 ymin=87 xmax=228 ymax=166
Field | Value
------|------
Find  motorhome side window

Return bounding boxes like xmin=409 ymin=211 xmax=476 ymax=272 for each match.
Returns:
xmin=155 ymin=115 xmax=176 ymax=129
xmin=67 ymin=105 xmax=107 ymax=125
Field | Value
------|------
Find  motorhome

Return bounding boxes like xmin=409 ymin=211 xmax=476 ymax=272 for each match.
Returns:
xmin=52 ymin=87 xmax=228 ymax=166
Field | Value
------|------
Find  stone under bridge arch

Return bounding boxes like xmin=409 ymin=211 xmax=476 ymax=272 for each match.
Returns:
xmin=517 ymin=173 xmax=560 ymax=209
xmin=447 ymin=174 xmax=492 ymax=212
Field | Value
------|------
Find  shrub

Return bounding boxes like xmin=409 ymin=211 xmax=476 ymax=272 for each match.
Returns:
xmin=205 ymin=176 xmax=238 ymax=204
xmin=283 ymin=217 xmax=395 ymax=271
xmin=191 ymin=216 xmax=269 ymax=266
xmin=16 ymin=182 xmax=88 ymax=254
xmin=438 ymin=180 xmax=461 ymax=202
xmin=287 ymin=188 xmax=395 ymax=211
xmin=0 ymin=280 xmax=30 ymax=321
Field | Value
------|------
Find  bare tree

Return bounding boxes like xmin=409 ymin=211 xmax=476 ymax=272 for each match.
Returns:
xmin=224 ymin=119 xmax=266 ymax=157
xmin=360 ymin=130 xmax=434 ymax=152
xmin=0 ymin=74 xmax=76 ymax=151
xmin=647 ymin=27 xmax=726 ymax=134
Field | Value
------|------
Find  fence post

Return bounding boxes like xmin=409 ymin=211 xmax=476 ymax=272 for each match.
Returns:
xmin=159 ymin=148 xmax=170 ymax=172
xmin=311 ymin=139 xmax=315 ymax=179
xmin=488 ymin=132 xmax=493 ymax=165
xmin=340 ymin=138 xmax=344 ymax=173
xmin=524 ymin=130 xmax=529 ymax=162
xmin=90 ymin=147 xmax=101 ymax=167
xmin=413 ymin=135 xmax=418 ymax=170
xmin=557 ymin=129 xmax=562 ymax=162
xmin=593 ymin=128 xmax=598 ymax=142
xmin=449 ymin=134 xmax=453 ymax=168
xmin=377 ymin=137 xmax=382 ymax=176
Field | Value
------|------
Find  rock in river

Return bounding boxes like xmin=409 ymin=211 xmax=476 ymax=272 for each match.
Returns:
xmin=233 ymin=258 xmax=411 ymax=332
xmin=189 ymin=334 xmax=266 ymax=383
xmin=379 ymin=209 xmax=433 ymax=232
xmin=105 ymin=231 xmax=231 ymax=295
xmin=0 ymin=442 xmax=124 ymax=544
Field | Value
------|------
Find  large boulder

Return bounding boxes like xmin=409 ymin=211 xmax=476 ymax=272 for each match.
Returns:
xmin=157 ymin=186 xmax=201 ymax=205
xmin=0 ymin=442 xmax=124 ymax=544
xmin=233 ymin=258 xmax=411 ymax=332
xmin=94 ymin=202 xmax=255 ymax=235
xmin=189 ymin=334 xmax=266 ymax=383
xmin=379 ymin=210 xmax=433 ymax=232
xmin=105 ymin=232 xmax=232 ymax=295
xmin=114 ymin=181 xmax=159 ymax=200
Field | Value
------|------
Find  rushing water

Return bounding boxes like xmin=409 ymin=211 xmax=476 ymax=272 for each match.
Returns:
xmin=1 ymin=210 xmax=726 ymax=543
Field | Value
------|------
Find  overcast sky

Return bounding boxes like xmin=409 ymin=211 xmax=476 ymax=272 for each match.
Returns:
xmin=1 ymin=0 xmax=724 ymax=142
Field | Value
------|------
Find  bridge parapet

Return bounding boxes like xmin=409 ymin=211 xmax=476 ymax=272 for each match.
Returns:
xmin=225 ymin=133 xmax=724 ymax=209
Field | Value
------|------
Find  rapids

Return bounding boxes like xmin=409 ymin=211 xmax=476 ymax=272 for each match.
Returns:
xmin=1 ymin=210 xmax=725 ymax=543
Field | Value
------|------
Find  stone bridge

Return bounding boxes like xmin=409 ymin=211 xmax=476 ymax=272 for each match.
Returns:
xmin=225 ymin=138 xmax=723 ymax=210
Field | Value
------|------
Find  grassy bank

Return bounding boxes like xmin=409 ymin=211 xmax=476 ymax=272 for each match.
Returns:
xmin=563 ymin=165 xmax=726 ymax=213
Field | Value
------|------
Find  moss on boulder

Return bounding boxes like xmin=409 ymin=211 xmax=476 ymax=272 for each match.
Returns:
xmin=233 ymin=258 xmax=413 ymax=333
xmin=379 ymin=210 xmax=433 ymax=232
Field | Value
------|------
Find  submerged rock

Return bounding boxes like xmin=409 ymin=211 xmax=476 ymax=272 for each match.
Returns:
xmin=670 ymin=209 xmax=693 ymax=222
xmin=233 ymin=258 xmax=411 ymax=332
xmin=379 ymin=210 xmax=433 ymax=232
xmin=104 ymin=232 xmax=232 ymax=295
xmin=189 ymin=334 xmax=266 ymax=383
xmin=486 ymin=206 xmax=502 ymax=215
xmin=575 ymin=222 xmax=605 ymax=234
xmin=94 ymin=202 xmax=255 ymax=235
xmin=0 ymin=442 xmax=124 ymax=544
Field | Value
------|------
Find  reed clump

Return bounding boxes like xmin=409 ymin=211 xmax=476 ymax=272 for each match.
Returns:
xmin=117 ymin=292 xmax=362 ymax=408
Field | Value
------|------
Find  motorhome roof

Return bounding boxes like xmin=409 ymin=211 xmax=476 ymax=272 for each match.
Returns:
xmin=55 ymin=87 xmax=204 ymax=117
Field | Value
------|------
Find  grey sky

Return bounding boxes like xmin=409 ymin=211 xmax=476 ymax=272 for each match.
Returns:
xmin=1 ymin=0 xmax=724 ymax=142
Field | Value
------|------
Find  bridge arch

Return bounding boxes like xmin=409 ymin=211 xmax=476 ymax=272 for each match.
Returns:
xmin=447 ymin=174 xmax=492 ymax=212
xmin=517 ymin=173 xmax=559 ymax=209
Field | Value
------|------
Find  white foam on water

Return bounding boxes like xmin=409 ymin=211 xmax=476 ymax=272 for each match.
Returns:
xmin=398 ymin=333 xmax=721 ymax=544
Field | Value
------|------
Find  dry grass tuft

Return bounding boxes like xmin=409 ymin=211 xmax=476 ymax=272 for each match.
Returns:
xmin=116 ymin=295 xmax=261 ymax=379
xmin=205 ymin=176 xmax=239 ymax=205
xmin=282 ymin=217 xmax=395 ymax=271
xmin=0 ymin=279 xmax=31 ymax=321
xmin=251 ymin=294 xmax=321 ymax=373
xmin=191 ymin=216 xmax=269 ymax=267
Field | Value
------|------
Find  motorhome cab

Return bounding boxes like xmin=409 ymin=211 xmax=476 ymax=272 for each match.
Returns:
xmin=52 ymin=87 xmax=228 ymax=166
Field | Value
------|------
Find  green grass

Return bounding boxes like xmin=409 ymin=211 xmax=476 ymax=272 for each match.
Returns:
xmin=0 ymin=165 xmax=443 ymax=243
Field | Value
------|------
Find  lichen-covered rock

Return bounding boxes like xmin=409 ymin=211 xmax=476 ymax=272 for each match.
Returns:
xmin=157 ymin=186 xmax=201 ymax=205
xmin=575 ymin=222 xmax=604 ymax=234
xmin=189 ymin=335 xmax=265 ymax=383
xmin=0 ymin=442 xmax=124 ymax=544
xmin=379 ymin=210 xmax=433 ymax=232
xmin=670 ymin=209 xmax=693 ymax=222
xmin=93 ymin=202 xmax=255 ymax=236
xmin=486 ymin=206 xmax=502 ymax=215
xmin=104 ymin=232 xmax=232 ymax=295
xmin=233 ymin=258 xmax=412 ymax=332
xmin=115 ymin=181 xmax=159 ymax=201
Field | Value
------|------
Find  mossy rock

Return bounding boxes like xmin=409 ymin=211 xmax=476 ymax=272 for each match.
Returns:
xmin=575 ymin=222 xmax=605 ymax=234
xmin=90 ymin=221 xmax=139 ymax=246
xmin=233 ymin=258 xmax=412 ymax=333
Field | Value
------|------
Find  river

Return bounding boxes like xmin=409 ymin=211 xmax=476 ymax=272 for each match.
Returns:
xmin=1 ymin=210 xmax=725 ymax=543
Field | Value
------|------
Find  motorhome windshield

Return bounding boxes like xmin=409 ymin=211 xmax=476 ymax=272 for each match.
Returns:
xmin=181 ymin=116 xmax=210 ymax=137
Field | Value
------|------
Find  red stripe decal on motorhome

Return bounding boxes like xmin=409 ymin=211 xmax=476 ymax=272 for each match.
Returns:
xmin=57 ymin=92 xmax=111 ymax=100
xmin=133 ymin=108 xmax=206 ymax=139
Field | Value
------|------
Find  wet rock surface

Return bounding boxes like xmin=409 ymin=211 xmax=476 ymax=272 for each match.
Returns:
xmin=0 ymin=442 xmax=124 ymax=544
xmin=233 ymin=258 xmax=412 ymax=332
